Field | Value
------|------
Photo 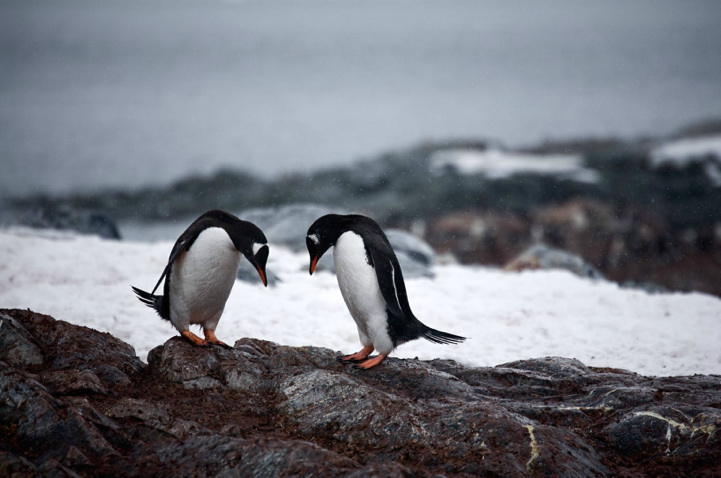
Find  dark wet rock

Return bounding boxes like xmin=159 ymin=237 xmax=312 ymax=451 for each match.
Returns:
xmin=607 ymin=406 xmax=721 ymax=458
xmin=40 ymin=369 xmax=108 ymax=396
xmin=2 ymin=308 xmax=721 ymax=477
xmin=0 ymin=311 xmax=44 ymax=367
xmin=1 ymin=309 xmax=144 ymax=386
xmin=146 ymin=336 xmax=272 ymax=393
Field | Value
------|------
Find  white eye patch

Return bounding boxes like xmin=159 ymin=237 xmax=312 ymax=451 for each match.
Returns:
xmin=252 ymin=242 xmax=266 ymax=255
xmin=307 ymin=234 xmax=319 ymax=245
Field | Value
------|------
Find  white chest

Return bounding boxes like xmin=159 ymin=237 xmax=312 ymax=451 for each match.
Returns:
xmin=169 ymin=227 xmax=242 ymax=323
xmin=333 ymin=231 xmax=387 ymax=327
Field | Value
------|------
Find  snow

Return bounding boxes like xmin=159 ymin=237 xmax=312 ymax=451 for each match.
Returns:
xmin=1 ymin=228 xmax=720 ymax=377
xmin=430 ymin=148 xmax=600 ymax=183
xmin=650 ymin=134 xmax=721 ymax=167
xmin=650 ymin=135 xmax=721 ymax=186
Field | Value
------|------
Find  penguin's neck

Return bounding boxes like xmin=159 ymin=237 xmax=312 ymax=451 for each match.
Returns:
xmin=334 ymin=231 xmax=371 ymax=268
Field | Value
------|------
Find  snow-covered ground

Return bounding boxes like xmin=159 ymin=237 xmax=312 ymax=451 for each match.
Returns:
xmin=1 ymin=228 xmax=720 ymax=377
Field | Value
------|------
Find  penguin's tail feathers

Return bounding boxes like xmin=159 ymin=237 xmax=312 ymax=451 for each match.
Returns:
xmin=131 ymin=286 xmax=168 ymax=320
xmin=423 ymin=327 xmax=466 ymax=345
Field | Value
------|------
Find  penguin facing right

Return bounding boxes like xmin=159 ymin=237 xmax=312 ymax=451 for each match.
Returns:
xmin=132 ymin=210 xmax=268 ymax=348
xmin=306 ymin=214 xmax=466 ymax=369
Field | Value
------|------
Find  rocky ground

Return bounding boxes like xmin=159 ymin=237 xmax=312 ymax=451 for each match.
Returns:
xmin=2 ymin=308 xmax=720 ymax=477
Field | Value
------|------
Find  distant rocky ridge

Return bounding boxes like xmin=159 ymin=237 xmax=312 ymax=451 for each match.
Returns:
xmin=2 ymin=308 xmax=720 ymax=477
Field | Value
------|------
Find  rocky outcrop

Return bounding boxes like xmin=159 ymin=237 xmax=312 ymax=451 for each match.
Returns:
xmin=6 ymin=206 xmax=122 ymax=240
xmin=2 ymin=308 xmax=720 ymax=477
xmin=423 ymin=199 xmax=721 ymax=297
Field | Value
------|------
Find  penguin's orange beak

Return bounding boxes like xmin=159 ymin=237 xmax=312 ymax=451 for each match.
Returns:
xmin=255 ymin=265 xmax=268 ymax=287
xmin=252 ymin=244 xmax=269 ymax=287
xmin=309 ymin=255 xmax=319 ymax=275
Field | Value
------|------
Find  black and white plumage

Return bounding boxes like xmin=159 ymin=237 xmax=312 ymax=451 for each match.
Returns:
xmin=132 ymin=210 xmax=269 ymax=347
xmin=306 ymin=214 xmax=465 ymax=369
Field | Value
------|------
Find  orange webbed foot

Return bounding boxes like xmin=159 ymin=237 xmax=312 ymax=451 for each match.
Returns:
xmin=352 ymin=354 xmax=388 ymax=370
xmin=180 ymin=330 xmax=210 ymax=347
xmin=204 ymin=329 xmax=232 ymax=349
xmin=337 ymin=345 xmax=374 ymax=363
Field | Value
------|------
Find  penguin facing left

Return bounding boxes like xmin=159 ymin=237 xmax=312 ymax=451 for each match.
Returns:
xmin=306 ymin=214 xmax=466 ymax=369
xmin=132 ymin=209 xmax=269 ymax=348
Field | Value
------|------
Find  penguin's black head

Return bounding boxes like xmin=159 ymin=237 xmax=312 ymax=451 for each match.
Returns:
xmin=228 ymin=219 xmax=269 ymax=287
xmin=306 ymin=214 xmax=346 ymax=275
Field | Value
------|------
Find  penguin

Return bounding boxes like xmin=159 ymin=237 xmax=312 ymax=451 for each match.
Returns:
xmin=306 ymin=214 xmax=465 ymax=369
xmin=132 ymin=209 xmax=269 ymax=348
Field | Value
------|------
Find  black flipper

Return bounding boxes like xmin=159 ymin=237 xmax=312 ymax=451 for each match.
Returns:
xmin=135 ymin=221 xmax=197 ymax=321
xmin=369 ymin=248 xmax=466 ymax=345
xmin=151 ymin=235 xmax=194 ymax=295
xmin=369 ymin=249 xmax=406 ymax=318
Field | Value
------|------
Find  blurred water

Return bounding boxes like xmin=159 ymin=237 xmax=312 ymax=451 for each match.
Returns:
xmin=1 ymin=0 xmax=720 ymax=197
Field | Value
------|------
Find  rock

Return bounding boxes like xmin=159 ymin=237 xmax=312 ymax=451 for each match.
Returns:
xmin=422 ymin=199 xmax=721 ymax=297
xmin=154 ymin=435 xmax=417 ymax=477
xmin=0 ymin=311 xmax=44 ymax=367
xmin=14 ymin=206 xmax=122 ymax=240
xmin=2 ymin=308 xmax=720 ymax=477
xmin=2 ymin=309 xmax=144 ymax=385
xmin=385 ymin=229 xmax=436 ymax=278
xmin=146 ymin=336 xmax=270 ymax=393
xmin=40 ymin=369 xmax=108 ymax=396
xmin=385 ymin=229 xmax=436 ymax=266
xmin=504 ymin=243 xmax=605 ymax=279
xmin=425 ymin=210 xmax=530 ymax=265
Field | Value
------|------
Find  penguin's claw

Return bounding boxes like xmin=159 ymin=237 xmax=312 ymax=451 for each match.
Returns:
xmin=339 ymin=345 xmax=375 ymax=363
xmin=203 ymin=330 xmax=231 ymax=349
xmin=353 ymin=354 xmax=388 ymax=370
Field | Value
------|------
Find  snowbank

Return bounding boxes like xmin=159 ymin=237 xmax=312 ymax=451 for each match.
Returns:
xmin=430 ymin=148 xmax=600 ymax=183
xmin=650 ymin=135 xmax=721 ymax=186
xmin=1 ymin=228 xmax=719 ymax=376
xmin=650 ymin=134 xmax=721 ymax=167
